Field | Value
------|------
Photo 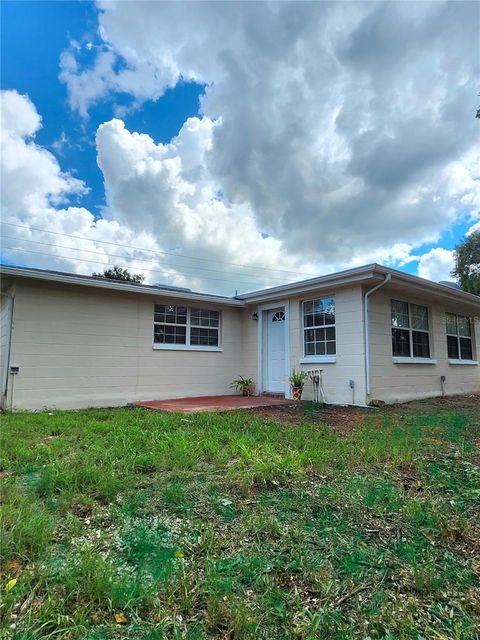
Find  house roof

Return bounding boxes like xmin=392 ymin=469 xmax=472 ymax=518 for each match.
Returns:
xmin=1 ymin=262 xmax=479 ymax=310
xmin=239 ymin=263 xmax=480 ymax=308
xmin=0 ymin=264 xmax=245 ymax=307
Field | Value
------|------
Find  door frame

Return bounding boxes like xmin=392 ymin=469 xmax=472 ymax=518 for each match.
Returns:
xmin=257 ymin=300 xmax=291 ymax=398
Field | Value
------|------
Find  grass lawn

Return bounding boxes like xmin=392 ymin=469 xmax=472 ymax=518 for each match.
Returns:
xmin=1 ymin=397 xmax=479 ymax=639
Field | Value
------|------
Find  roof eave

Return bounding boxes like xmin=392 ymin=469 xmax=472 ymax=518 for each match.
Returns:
xmin=379 ymin=268 xmax=480 ymax=309
xmin=239 ymin=263 xmax=480 ymax=308
xmin=0 ymin=265 xmax=245 ymax=307
xmin=239 ymin=266 xmax=380 ymax=303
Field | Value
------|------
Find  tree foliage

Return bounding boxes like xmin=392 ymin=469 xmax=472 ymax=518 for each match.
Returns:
xmin=451 ymin=231 xmax=480 ymax=295
xmin=92 ymin=266 xmax=145 ymax=284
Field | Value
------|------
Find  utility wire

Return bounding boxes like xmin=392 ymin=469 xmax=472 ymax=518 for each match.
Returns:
xmin=1 ymin=244 xmax=289 ymax=289
xmin=1 ymin=221 xmax=318 ymax=278
xmin=0 ymin=234 xmax=298 ymax=285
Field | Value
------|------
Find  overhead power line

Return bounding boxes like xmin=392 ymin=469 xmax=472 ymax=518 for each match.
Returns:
xmin=0 ymin=244 xmax=293 ymax=289
xmin=0 ymin=234 xmax=298 ymax=285
xmin=1 ymin=221 xmax=318 ymax=278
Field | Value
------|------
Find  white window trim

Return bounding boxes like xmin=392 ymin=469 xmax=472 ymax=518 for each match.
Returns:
xmin=300 ymin=356 xmax=336 ymax=364
xmin=391 ymin=299 xmax=433 ymax=361
xmin=153 ymin=305 xmax=222 ymax=351
xmin=393 ymin=357 xmax=437 ymax=365
xmin=445 ymin=312 xmax=475 ymax=362
xmin=302 ymin=296 xmax=336 ymax=360
xmin=153 ymin=344 xmax=222 ymax=352
xmin=448 ymin=359 xmax=478 ymax=366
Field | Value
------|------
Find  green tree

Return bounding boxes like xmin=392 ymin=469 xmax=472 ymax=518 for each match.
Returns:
xmin=92 ymin=266 xmax=145 ymax=284
xmin=451 ymin=231 xmax=480 ymax=295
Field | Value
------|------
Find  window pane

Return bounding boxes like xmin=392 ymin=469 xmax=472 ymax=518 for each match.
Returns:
xmin=457 ymin=315 xmax=471 ymax=337
xmin=445 ymin=312 xmax=457 ymax=335
xmin=304 ymin=297 xmax=335 ymax=327
xmin=314 ymin=312 xmax=325 ymax=326
xmin=459 ymin=337 xmax=473 ymax=360
xmin=324 ymin=297 xmax=335 ymax=324
xmin=315 ymin=328 xmax=325 ymax=342
xmin=324 ymin=312 xmax=335 ymax=325
xmin=191 ymin=309 xmax=220 ymax=327
xmin=176 ymin=306 xmax=187 ymax=323
xmin=315 ymin=342 xmax=326 ymax=356
xmin=190 ymin=327 xmax=219 ymax=346
xmin=155 ymin=304 xmax=186 ymax=325
xmin=154 ymin=325 xmax=186 ymax=344
xmin=154 ymin=304 xmax=166 ymax=323
xmin=447 ymin=335 xmax=459 ymax=359
xmin=411 ymin=304 xmax=429 ymax=331
xmin=392 ymin=328 xmax=410 ymax=357
xmin=304 ymin=313 xmax=314 ymax=327
xmin=314 ymin=299 xmax=325 ymax=313
xmin=326 ymin=341 xmax=336 ymax=355
xmin=325 ymin=326 xmax=335 ymax=340
xmin=305 ymin=342 xmax=315 ymax=356
xmin=412 ymin=331 xmax=430 ymax=358
xmin=391 ymin=300 xmax=409 ymax=328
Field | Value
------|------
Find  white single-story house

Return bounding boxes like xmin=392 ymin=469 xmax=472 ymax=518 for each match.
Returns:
xmin=1 ymin=263 xmax=479 ymax=410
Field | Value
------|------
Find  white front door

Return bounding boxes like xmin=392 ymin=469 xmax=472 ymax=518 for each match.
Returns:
xmin=265 ymin=309 xmax=286 ymax=392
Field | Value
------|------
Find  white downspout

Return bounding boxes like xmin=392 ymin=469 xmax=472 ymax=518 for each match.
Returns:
xmin=364 ymin=274 xmax=392 ymax=400
xmin=1 ymin=290 xmax=15 ymax=410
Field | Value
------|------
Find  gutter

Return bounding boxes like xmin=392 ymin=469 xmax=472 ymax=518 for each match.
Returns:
xmin=364 ymin=273 xmax=392 ymax=399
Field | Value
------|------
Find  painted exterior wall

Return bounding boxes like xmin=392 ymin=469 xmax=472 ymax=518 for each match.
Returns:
xmin=369 ymin=288 xmax=480 ymax=402
xmin=289 ymin=285 xmax=367 ymax=405
xmin=240 ymin=307 xmax=259 ymax=385
xmin=4 ymin=276 xmax=479 ymax=410
xmin=7 ymin=280 xmax=243 ymax=410
xmin=242 ymin=285 xmax=367 ymax=405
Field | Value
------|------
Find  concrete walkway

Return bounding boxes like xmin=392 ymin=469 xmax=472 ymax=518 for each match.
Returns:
xmin=133 ymin=394 xmax=293 ymax=413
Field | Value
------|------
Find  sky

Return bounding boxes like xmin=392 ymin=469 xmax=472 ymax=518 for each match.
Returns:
xmin=1 ymin=1 xmax=479 ymax=295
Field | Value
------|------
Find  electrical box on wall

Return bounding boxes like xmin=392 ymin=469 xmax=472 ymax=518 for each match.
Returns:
xmin=9 ymin=366 xmax=19 ymax=375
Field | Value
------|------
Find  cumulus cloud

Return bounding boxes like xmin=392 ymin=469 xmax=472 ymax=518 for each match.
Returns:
xmin=417 ymin=247 xmax=455 ymax=283
xmin=1 ymin=90 xmax=87 ymax=215
xmin=0 ymin=90 xmax=167 ymax=284
xmin=59 ymin=1 xmax=479 ymax=272
xmin=0 ymin=90 xmax=318 ymax=293
xmin=95 ymin=115 xmax=324 ymax=290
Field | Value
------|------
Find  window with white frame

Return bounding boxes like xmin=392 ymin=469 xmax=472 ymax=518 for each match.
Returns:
xmin=154 ymin=304 xmax=220 ymax=348
xmin=302 ymin=296 xmax=335 ymax=357
xmin=391 ymin=300 xmax=430 ymax=358
xmin=445 ymin=313 xmax=474 ymax=360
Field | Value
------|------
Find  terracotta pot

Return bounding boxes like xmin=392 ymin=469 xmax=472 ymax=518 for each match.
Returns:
xmin=242 ymin=385 xmax=254 ymax=397
xmin=292 ymin=386 xmax=303 ymax=401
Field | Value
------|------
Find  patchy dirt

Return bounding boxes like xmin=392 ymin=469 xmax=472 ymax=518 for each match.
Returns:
xmin=382 ymin=392 xmax=480 ymax=416
xmin=254 ymin=393 xmax=480 ymax=431
xmin=254 ymin=402 xmax=370 ymax=432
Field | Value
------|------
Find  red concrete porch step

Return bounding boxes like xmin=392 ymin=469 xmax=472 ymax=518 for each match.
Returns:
xmin=133 ymin=394 xmax=293 ymax=414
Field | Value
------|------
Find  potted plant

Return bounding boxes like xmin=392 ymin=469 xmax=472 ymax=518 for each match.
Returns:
xmin=230 ymin=376 xmax=255 ymax=396
xmin=289 ymin=368 xmax=308 ymax=401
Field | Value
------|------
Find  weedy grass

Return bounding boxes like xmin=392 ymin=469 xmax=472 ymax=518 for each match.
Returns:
xmin=0 ymin=401 xmax=479 ymax=639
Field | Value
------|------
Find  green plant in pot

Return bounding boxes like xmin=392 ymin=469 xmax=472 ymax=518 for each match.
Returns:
xmin=230 ymin=376 xmax=255 ymax=397
xmin=289 ymin=368 xmax=308 ymax=401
